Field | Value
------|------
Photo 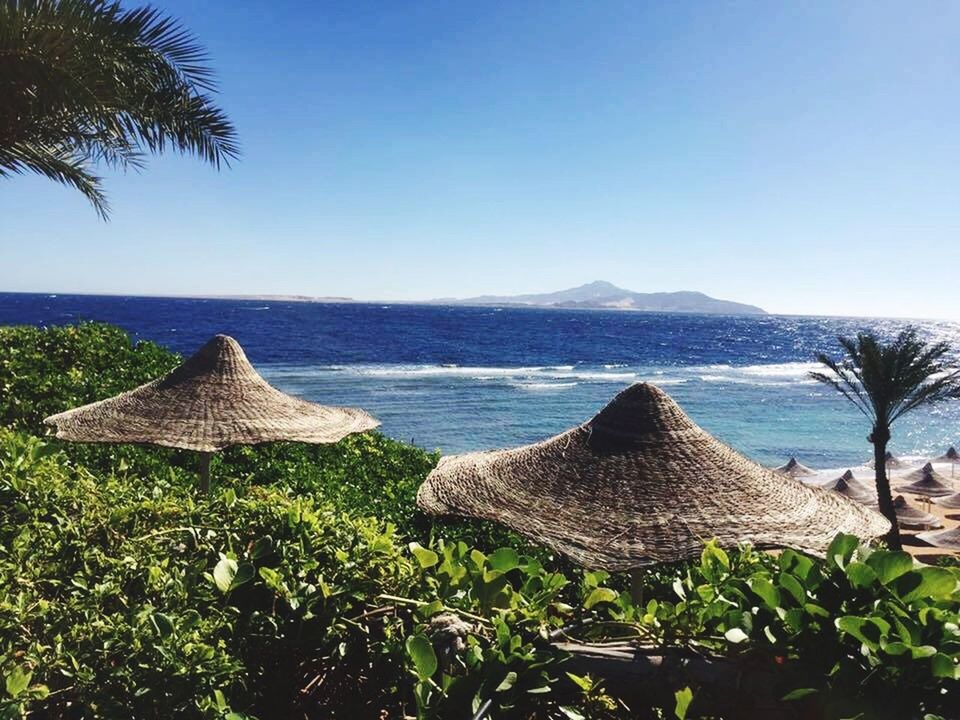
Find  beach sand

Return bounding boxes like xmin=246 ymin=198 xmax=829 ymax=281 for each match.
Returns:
xmin=801 ymin=459 xmax=960 ymax=564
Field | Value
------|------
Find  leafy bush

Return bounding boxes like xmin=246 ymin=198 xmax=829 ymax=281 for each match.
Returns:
xmin=2 ymin=322 xmax=960 ymax=719
xmin=579 ymin=539 xmax=960 ymax=718
xmin=0 ymin=431 xmax=613 ymax=719
xmin=0 ymin=322 xmax=516 ymax=548
xmin=0 ymin=322 xmax=179 ymax=434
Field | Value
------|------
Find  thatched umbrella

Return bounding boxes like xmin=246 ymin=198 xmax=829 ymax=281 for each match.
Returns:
xmin=821 ymin=470 xmax=876 ymax=505
xmin=417 ymin=383 xmax=889 ymax=572
xmin=915 ymin=526 xmax=960 ymax=550
xmin=934 ymin=446 xmax=960 ymax=477
xmin=935 ymin=446 xmax=960 ymax=463
xmin=893 ymin=495 xmax=942 ymax=529
xmin=894 ymin=463 xmax=954 ymax=497
xmin=932 ymin=491 xmax=960 ymax=509
xmin=773 ymin=457 xmax=818 ymax=478
xmin=866 ymin=450 xmax=908 ymax=470
xmin=44 ymin=334 xmax=379 ymax=492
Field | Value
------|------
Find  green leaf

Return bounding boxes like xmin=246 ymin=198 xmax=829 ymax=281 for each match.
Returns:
xmin=251 ymin=536 xmax=274 ymax=560
xmin=895 ymin=568 xmax=958 ymax=602
xmin=865 ymin=550 xmax=914 ymax=584
xmin=488 ymin=547 xmax=520 ymax=572
xmin=213 ymin=557 xmax=238 ymax=593
xmin=836 ymin=616 xmax=889 ymax=651
xmin=845 ymin=561 xmax=878 ymax=589
xmin=724 ymin=627 xmax=749 ymax=644
xmin=826 ymin=533 xmax=859 ymax=569
xmin=496 ymin=671 xmax=517 ymax=692
xmin=782 ymin=687 xmax=818 ymax=701
xmin=748 ymin=577 xmax=781 ymax=609
xmin=151 ymin=612 xmax=174 ymax=638
xmin=405 ymin=634 xmax=438 ymax=680
xmin=5 ymin=666 xmax=31 ymax=698
xmin=584 ymin=587 xmax=618 ymax=609
xmin=231 ymin=563 xmax=255 ymax=590
xmin=565 ymin=672 xmax=592 ymax=691
xmin=778 ymin=572 xmax=806 ymax=604
xmin=931 ymin=653 xmax=959 ymax=679
xmin=409 ymin=542 xmax=439 ymax=569
xmin=674 ymin=686 xmax=694 ymax=719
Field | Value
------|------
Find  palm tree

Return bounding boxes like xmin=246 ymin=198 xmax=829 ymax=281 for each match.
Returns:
xmin=810 ymin=330 xmax=960 ymax=549
xmin=0 ymin=0 xmax=238 ymax=218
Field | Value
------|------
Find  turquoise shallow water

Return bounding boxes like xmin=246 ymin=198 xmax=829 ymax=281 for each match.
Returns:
xmin=2 ymin=292 xmax=960 ymax=468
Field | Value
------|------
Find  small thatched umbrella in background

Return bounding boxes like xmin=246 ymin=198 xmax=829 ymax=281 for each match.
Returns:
xmin=45 ymin=335 xmax=379 ymax=492
xmin=932 ymin=491 xmax=960 ymax=509
xmin=894 ymin=463 xmax=954 ymax=498
xmin=893 ymin=495 xmax=942 ymax=530
xmin=820 ymin=470 xmax=876 ymax=505
xmin=933 ymin=446 xmax=960 ymax=478
xmin=418 ymin=383 xmax=890 ymax=591
xmin=916 ymin=526 xmax=960 ymax=550
xmin=773 ymin=457 xmax=818 ymax=478
xmin=866 ymin=450 xmax=908 ymax=471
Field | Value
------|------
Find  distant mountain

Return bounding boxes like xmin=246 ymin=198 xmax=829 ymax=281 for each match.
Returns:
xmin=437 ymin=281 xmax=766 ymax=315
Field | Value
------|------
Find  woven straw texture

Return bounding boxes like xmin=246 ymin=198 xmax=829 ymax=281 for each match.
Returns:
xmin=895 ymin=463 xmax=954 ymax=497
xmin=893 ymin=496 xmax=941 ymax=529
xmin=773 ymin=457 xmax=817 ymax=478
xmin=932 ymin=492 xmax=960 ymax=509
xmin=821 ymin=470 xmax=877 ymax=505
xmin=417 ymin=383 xmax=890 ymax=570
xmin=44 ymin=334 xmax=380 ymax=452
xmin=916 ymin=527 xmax=960 ymax=550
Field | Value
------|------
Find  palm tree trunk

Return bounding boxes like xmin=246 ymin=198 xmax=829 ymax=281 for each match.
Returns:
xmin=872 ymin=425 xmax=901 ymax=550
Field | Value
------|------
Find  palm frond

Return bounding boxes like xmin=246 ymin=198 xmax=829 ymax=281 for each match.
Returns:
xmin=0 ymin=0 xmax=239 ymax=218
xmin=813 ymin=329 xmax=960 ymax=429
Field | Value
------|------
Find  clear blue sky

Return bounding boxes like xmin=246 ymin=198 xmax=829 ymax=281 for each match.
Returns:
xmin=2 ymin=1 xmax=959 ymax=318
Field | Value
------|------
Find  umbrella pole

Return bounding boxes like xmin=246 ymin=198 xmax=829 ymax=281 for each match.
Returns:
xmin=198 ymin=452 xmax=213 ymax=494
xmin=629 ymin=568 xmax=644 ymax=607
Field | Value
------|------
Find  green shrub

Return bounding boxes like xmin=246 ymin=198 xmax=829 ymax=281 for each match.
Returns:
xmin=0 ymin=322 xmax=519 ymax=549
xmin=2 ymin=322 xmax=960 ymax=719
xmin=0 ymin=322 xmax=179 ymax=435
xmin=0 ymin=431 xmax=610 ymax=719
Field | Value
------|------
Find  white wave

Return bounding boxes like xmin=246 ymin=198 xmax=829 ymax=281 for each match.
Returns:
xmin=263 ymin=360 xmax=820 ymax=389
xmin=737 ymin=361 xmax=821 ymax=377
xmin=510 ymin=381 xmax=578 ymax=391
xmin=262 ymin=363 xmax=637 ymax=384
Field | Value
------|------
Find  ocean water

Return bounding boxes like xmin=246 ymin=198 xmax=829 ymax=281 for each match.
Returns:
xmin=3 ymin=292 xmax=960 ymax=469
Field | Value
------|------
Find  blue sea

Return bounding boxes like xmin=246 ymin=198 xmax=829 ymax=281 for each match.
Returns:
xmin=3 ymin=292 xmax=960 ymax=470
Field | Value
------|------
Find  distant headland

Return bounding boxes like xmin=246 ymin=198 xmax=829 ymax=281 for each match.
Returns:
xmin=9 ymin=283 xmax=766 ymax=315
xmin=426 ymin=281 xmax=767 ymax=315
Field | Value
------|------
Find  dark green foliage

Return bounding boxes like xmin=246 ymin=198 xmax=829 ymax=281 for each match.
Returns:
xmin=0 ymin=431 xmax=610 ymax=719
xmin=0 ymin=322 xmax=180 ymax=434
xmin=0 ymin=0 xmax=239 ymax=217
xmin=1 ymin=323 xmax=959 ymax=719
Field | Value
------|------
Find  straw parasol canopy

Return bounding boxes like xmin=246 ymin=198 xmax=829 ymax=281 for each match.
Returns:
xmin=933 ymin=446 xmax=960 ymax=478
xmin=893 ymin=495 xmax=942 ymax=529
xmin=931 ymin=491 xmax=960 ymax=509
xmin=417 ymin=383 xmax=890 ymax=570
xmin=821 ymin=470 xmax=876 ymax=505
xmin=866 ymin=450 xmax=908 ymax=470
xmin=773 ymin=457 xmax=818 ymax=478
xmin=894 ymin=463 xmax=954 ymax=497
xmin=916 ymin=527 xmax=960 ymax=550
xmin=935 ymin=446 xmax=960 ymax=463
xmin=45 ymin=334 xmax=379 ymax=490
